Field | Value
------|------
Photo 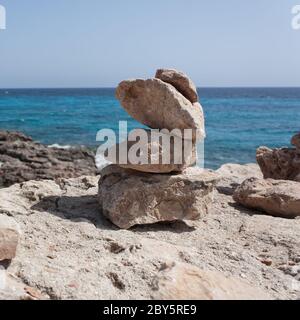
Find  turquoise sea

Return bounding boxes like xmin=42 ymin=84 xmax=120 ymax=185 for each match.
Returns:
xmin=0 ymin=88 xmax=299 ymax=169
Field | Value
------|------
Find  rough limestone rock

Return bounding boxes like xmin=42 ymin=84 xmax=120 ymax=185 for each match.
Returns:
xmin=233 ymin=178 xmax=300 ymax=218
xmin=103 ymin=129 xmax=196 ymax=173
xmin=0 ymin=130 xmax=98 ymax=188
xmin=0 ymin=215 xmax=21 ymax=261
xmin=216 ymin=163 xmax=263 ymax=195
xmin=155 ymin=69 xmax=199 ymax=103
xmin=291 ymin=133 xmax=300 ymax=153
xmin=0 ymin=169 xmax=299 ymax=299
xmin=152 ymin=263 xmax=272 ymax=300
xmin=256 ymin=146 xmax=300 ymax=182
xmin=98 ymin=165 xmax=219 ymax=229
xmin=116 ymin=79 xmax=205 ymax=140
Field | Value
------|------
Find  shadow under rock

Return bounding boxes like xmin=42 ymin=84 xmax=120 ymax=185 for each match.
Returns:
xmin=0 ymin=260 xmax=11 ymax=269
xmin=132 ymin=220 xmax=197 ymax=234
xmin=216 ymin=183 xmax=240 ymax=196
xmin=228 ymin=201 xmax=263 ymax=217
xmin=31 ymin=195 xmax=115 ymax=231
xmin=31 ymin=195 xmax=197 ymax=233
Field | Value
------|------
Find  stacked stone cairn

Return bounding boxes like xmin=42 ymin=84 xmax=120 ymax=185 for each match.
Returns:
xmin=98 ymin=69 xmax=219 ymax=229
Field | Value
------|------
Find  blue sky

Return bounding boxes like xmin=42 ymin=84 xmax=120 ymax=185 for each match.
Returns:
xmin=0 ymin=0 xmax=299 ymax=88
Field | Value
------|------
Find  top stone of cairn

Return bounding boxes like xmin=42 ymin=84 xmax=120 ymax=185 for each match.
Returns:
xmin=116 ymin=77 xmax=205 ymax=140
xmin=155 ymin=68 xmax=199 ymax=103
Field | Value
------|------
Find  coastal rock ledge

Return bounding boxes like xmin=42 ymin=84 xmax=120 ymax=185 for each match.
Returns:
xmin=0 ymin=164 xmax=299 ymax=299
xmin=0 ymin=130 xmax=98 ymax=188
xmin=256 ymin=145 xmax=300 ymax=182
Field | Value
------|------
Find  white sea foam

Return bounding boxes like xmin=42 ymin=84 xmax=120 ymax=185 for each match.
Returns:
xmin=48 ymin=144 xmax=72 ymax=150
xmin=95 ymin=154 xmax=111 ymax=170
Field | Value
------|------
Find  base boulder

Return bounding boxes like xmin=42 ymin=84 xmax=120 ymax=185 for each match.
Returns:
xmin=98 ymin=165 xmax=219 ymax=229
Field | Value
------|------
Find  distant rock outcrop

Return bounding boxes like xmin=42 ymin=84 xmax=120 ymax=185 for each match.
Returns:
xmin=291 ymin=133 xmax=300 ymax=152
xmin=256 ymin=146 xmax=300 ymax=182
xmin=0 ymin=130 xmax=98 ymax=188
xmin=234 ymin=133 xmax=300 ymax=218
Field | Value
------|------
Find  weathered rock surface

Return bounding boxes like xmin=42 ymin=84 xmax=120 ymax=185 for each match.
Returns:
xmin=0 ymin=130 xmax=98 ymax=188
xmin=233 ymin=178 xmax=300 ymax=218
xmin=152 ymin=262 xmax=272 ymax=300
xmin=256 ymin=146 xmax=300 ymax=182
xmin=0 ymin=167 xmax=299 ymax=300
xmin=98 ymin=165 xmax=219 ymax=229
xmin=0 ymin=215 xmax=20 ymax=261
xmin=216 ymin=163 xmax=263 ymax=195
xmin=155 ymin=69 xmax=198 ymax=103
xmin=103 ymin=129 xmax=196 ymax=173
xmin=291 ymin=133 xmax=300 ymax=153
xmin=116 ymin=79 xmax=205 ymax=140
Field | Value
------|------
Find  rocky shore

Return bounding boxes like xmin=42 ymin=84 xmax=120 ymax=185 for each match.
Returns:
xmin=0 ymin=130 xmax=98 ymax=188
xmin=0 ymin=163 xmax=299 ymax=300
xmin=0 ymin=70 xmax=299 ymax=300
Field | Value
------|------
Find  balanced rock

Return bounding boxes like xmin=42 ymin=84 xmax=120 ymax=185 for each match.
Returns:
xmin=256 ymin=146 xmax=300 ymax=181
xmin=152 ymin=263 xmax=272 ymax=300
xmin=155 ymin=69 xmax=198 ymax=103
xmin=116 ymin=79 xmax=205 ymax=140
xmin=233 ymin=178 xmax=300 ymax=218
xmin=102 ymin=129 xmax=196 ymax=173
xmin=98 ymin=165 xmax=219 ymax=229
xmin=0 ymin=215 xmax=21 ymax=261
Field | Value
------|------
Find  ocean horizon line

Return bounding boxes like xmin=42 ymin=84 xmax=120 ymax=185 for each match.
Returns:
xmin=1 ymin=86 xmax=300 ymax=90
